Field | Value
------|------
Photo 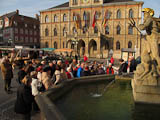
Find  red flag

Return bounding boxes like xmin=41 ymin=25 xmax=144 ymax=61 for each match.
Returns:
xmin=92 ymin=11 xmax=97 ymax=28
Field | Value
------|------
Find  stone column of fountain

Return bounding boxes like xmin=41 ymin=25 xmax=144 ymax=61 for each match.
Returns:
xmin=132 ymin=8 xmax=160 ymax=104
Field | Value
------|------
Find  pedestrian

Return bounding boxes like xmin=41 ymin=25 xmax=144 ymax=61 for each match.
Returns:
xmin=77 ymin=63 xmax=85 ymax=78
xmin=1 ymin=57 xmax=13 ymax=94
xmin=14 ymin=75 xmax=34 ymax=120
xmin=118 ymin=59 xmax=128 ymax=75
xmin=17 ymin=65 xmax=27 ymax=84
xmin=106 ymin=63 xmax=114 ymax=74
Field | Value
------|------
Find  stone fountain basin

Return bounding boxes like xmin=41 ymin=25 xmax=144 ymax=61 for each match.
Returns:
xmin=35 ymin=74 xmax=115 ymax=120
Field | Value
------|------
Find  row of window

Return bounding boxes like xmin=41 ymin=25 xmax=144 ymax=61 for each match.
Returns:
xmin=13 ymin=21 xmax=38 ymax=29
xmin=44 ymin=25 xmax=133 ymax=37
xmin=116 ymin=41 xmax=132 ymax=50
xmin=73 ymin=0 xmax=100 ymax=5
xmin=45 ymin=40 xmax=133 ymax=50
xmin=14 ymin=28 xmax=38 ymax=35
xmin=44 ymin=9 xmax=134 ymax=23
xmin=15 ymin=36 xmax=38 ymax=43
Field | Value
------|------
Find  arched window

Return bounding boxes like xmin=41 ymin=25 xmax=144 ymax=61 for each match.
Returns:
xmin=117 ymin=25 xmax=121 ymax=34
xmin=73 ymin=27 xmax=77 ymax=34
xmin=54 ymin=42 xmax=57 ymax=49
xmin=128 ymin=25 xmax=133 ymax=35
xmin=93 ymin=41 xmax=97 ymax=50
xmin=45 ymin=15 xmax=49 ymax=23
xmin=116 ymin=41 xmax=120 ymax=50
xmin=63 ymin=27 xmax=67 ymax=36
xmin=105 ymin=26 xmax=109 ymax=34
xmin=94 ymin=26 xmax=98 ymax=34
xmin=45 ymin=28 xmax=49 ymax=36
xmin=73 ymin=13 xmax=77 ymax=21
xmin=54 ymin=28 xmax=57 ymax=36
xmin=54 ymin=15 xmax=58 ymax=22
xmin=83 ymin=11 xmax=87 ymax=21
xmin=71 ymin=44 xmax=74 ymax=49
xmin=45 ymin=42 xmax=48 ymax=48
xmin=128 ymin=41 xmax=132 ymax=48
xmin=117 ymin=9 xmax=121 ymax=19
xmin=129 ymin=9 xmax=134 ymax=18
xmin=73 ymin=0 xmax=78 ymax=5
xmin=63 ymin=14 xmax=67 ymax=22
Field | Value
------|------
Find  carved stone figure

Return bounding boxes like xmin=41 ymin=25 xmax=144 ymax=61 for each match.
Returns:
xmin=133 ymin=8 xmax=160 ymax=84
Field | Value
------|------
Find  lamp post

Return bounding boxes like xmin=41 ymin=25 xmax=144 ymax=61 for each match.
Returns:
xmin=8 ymin=38 xmax=13 ymax=47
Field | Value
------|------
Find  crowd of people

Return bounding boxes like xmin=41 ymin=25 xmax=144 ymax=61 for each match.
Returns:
xmin=0 ymin=54 xmax=138 ymax=120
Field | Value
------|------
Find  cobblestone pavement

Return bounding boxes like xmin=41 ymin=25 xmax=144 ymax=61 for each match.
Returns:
xmin=0 ymin=68 xmax=40 ymax=120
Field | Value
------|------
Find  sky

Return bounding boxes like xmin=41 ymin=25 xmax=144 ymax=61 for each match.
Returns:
xmin=0 ymin=0 xmax=159 ymax=18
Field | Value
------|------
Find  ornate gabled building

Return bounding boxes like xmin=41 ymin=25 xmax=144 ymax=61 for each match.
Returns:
xmin=0 ymin=10 xmax=40 ymax=48
xmin=40 ymin=0 xmax=143 ymax=58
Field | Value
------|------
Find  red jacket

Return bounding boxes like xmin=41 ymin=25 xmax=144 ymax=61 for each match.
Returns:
xmin=84 ymin=56 xmax=88 ymax=62
xmin=66 ymin=72 xmax=72 ymax=79
xmin=106 ymin=67 xmax=114 ymax=74
xmin=110 ymin=57 xmax=114 ymax=65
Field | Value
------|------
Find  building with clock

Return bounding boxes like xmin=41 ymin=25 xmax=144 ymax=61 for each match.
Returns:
xmin=40 ymin=0 xmax=143 ymax=58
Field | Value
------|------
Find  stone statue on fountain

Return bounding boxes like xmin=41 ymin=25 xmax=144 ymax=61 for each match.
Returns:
xmin=131 ymin=8 xmax=160 ymax=104
xmin=133 ymin=8 xmax=160 ymax=86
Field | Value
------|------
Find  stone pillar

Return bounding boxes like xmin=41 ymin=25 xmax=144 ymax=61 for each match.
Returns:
xmin=85 ymin=41 xmax=89 ymax=57
xmin=96 ymin=33 xmax=101 ymax=58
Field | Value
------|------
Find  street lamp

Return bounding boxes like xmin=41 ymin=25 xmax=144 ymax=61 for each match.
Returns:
xmin=8 ymin=38 xmax=13 ymax=47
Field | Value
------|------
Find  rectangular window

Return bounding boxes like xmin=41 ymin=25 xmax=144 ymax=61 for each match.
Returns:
xmin=20 ymin=28 xmax=23 ymax=34
xmin=25 ymin=29 xmax=28 ymax=35
xmin=20 ymin=36 xmax=24 ymax=42
xmin=30 ymin=30 xmax=33 ymax=35
xmin=15 ymin=36 xmax=18 ymax=42
xmin=30 ymin=37 xmax=33 ymax=42
xmin=25 ymin=37 xmax=28 ymax=42
xmin=34 ymin=31 xmax=37 ymax=36
xmin=15 ymin=28 xmax=18 ymax=34
xmin=34 ymin=38 xmax=37 ymax=43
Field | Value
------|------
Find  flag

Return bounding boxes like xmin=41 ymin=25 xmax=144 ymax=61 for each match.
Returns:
xmin=84 ymin=11 xmax=88 ymax=28
xmin=92 ymin=11 xmax=97 ymax=28
xmin=102 ymin=10 xmax=108 ymax=27
xmin=76 ymin=14 xmax=81 ymax=29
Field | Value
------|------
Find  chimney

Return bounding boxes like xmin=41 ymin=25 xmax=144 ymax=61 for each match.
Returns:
xmin=16 ymin=9 xmax=19 ymax=15
xmin=35 ymin=14 xmax=39 ymax=20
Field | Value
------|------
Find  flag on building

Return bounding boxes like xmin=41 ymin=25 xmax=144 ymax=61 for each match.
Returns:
xmin=92 ymin=11 xmax=97 ymax=28
xmin=76 ymin=14 xmax=81 ymax=29
xmin=102 ymin=10 xmax=108 ymax=27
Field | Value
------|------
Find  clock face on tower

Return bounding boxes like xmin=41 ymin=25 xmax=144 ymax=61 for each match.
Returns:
xmin=83 ymin=0 xmax=89 ymax=3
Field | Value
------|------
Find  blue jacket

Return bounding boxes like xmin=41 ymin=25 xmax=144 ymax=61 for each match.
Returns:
xmin=77 ymin=67 xmax=83 ymax=78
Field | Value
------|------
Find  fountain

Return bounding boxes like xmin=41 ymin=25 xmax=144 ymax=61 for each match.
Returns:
xmin=132 ymin=8 xmax=160 ymax=104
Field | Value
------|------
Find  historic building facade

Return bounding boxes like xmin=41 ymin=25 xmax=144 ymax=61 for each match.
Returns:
xmin=0 ymin=10 xmax=40 ymax=48
xmin=40 ymin=0 xmax=143 ymax=58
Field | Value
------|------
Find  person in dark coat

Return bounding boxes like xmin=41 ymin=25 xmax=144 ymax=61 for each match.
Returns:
xmin=17 ymin=66 xmax=27 ymax=84
xmin=118 ymin=59 xmax=128 ymax=75
xmin=14 ymin=75 xmax=34 ymax=120
xmin=130 ymin=56 xmax=137 ymax=72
